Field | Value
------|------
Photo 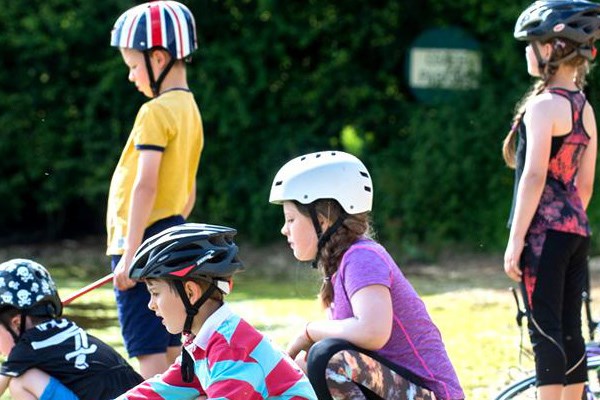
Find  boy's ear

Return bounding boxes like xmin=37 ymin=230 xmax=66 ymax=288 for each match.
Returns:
xmin=9 ymin=314 xmax=21 ymax=331
xmin=183 ymin=280 xmax=203 ymax=302
xmin=150 ymin=48 xmax=172 ymax=68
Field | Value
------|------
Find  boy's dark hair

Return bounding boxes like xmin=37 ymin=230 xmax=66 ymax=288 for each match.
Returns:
xmin=0 ymin=305 xmax=53 ymax=338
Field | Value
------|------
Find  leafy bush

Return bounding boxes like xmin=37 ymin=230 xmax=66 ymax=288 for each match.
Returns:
xmin=2 ymin=0 xmax=600 ymax=258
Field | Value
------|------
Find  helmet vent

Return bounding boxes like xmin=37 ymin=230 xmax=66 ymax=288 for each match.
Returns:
xmin=364 ymin=186 xmax=372 ymax=193
xmin=274 ymin=180 xmax=283 ymax=187
xmin=360 ymin=171 xmax=369 ymax=178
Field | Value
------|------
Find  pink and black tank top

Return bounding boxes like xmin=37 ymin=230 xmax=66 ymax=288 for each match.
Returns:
xmin=508 ymin=88 xmax=591 ymax=237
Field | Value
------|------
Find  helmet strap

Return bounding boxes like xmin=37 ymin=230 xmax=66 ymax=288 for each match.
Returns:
xmin=308 ymin=204 xmax=322 ymax=269
xmin=18 ymin=313 xmax=27 ymax=340
xmin=531 ymin=42 xmax=548 ymax=73
xmin=174 ymin=280 xmax=217 ymax=383
xmin=143 ymin=50 xmax=177 ymax=97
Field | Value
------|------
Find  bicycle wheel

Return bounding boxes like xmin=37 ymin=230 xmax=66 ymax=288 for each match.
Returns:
xmin=493 ymin=356 xmax=600 ymax=400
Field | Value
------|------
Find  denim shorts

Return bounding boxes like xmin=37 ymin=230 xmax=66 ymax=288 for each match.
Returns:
xmin=40 ymin=377 xmax=78 ymax=400
xmin=111 ymin=216 xmax=183 ymax=357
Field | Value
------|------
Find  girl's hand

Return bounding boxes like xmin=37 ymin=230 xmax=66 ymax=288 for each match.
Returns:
xmin=504 ymin=238 xmax=524 ymax=282
xmin=294 ymin=351 xmax=308 ymax=373
xmin=286 ymin=330 xmax=313 ymax=360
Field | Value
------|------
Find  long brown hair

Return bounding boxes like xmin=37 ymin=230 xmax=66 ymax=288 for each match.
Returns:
xmin=294 ymin=199 xmax=373 ymax=309
xmin=502 ymin=38 xmax=592 ymax=168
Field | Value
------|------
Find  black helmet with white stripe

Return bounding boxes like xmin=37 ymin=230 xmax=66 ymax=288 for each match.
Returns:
xmin=129 ymin=223 xmax=244 ymax=295
xmin=515 ymin=0 xmax=600 ymax=44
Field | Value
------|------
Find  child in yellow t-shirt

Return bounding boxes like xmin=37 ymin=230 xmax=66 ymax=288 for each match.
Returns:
xmin=106 ymin=0 xmax=203 ymax=379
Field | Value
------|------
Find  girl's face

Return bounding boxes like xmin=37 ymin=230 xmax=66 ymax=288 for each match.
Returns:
xmin=525 ymin=41 xmax=551 ymax=77
xmin=281 ymin=201 xmax=319 ymax=261
xmin=146 ymin=279 xmax=186 ymax=334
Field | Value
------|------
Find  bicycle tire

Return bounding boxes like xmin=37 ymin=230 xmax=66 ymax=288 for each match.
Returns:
xmin=493 ymin=356 xmax=600 ymax=400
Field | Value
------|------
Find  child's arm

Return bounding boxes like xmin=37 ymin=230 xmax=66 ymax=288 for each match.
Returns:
xmin=182 ymin=180 xmax=196 ymax=219
xmin=113 ymin=150 xmax=162 ymax=291
xmin=0 ymin=374 xmax=11 ymax=396
xmin=115 ymin=360 xmax=205 ymax=399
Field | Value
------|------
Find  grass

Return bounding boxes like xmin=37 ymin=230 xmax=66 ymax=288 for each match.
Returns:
xmin=1 ymin=240 xmax=591 ymax=399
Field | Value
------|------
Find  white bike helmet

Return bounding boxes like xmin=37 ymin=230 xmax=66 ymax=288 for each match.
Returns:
xmin=270 ymin=151 xmax=373 ymax=267
xmin=269 ymin=151 xmax=373 ymax=214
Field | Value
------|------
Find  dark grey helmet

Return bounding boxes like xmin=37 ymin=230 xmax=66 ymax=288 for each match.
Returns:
xmin=129 ymin=223 xmax=244 ymax=294
xmin=0 ymin=259 xmax=62 ymax=317
xmin=515 ymin=0 xmax=600 ymax=43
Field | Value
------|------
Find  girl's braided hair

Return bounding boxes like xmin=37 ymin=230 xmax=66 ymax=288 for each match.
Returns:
xmin=295 ymin=199 xmax=373 ymax=309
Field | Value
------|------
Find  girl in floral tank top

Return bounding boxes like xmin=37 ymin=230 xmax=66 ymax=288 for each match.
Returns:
xmin=502 ymin=2 xmax=600 ymax=399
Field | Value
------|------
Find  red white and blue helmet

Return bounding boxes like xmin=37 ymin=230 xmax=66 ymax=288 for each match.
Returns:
xmin=110 ymin=1 xmax=198 ymax=60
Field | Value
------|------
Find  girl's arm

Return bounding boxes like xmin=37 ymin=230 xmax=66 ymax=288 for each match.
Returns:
xmin=287 ymin=284 xmax=393 ymax=359
xmin=115 ymin=359 xmax=205 ymax=399
xmin=504 ymin=95 xmax=554 ymax=282
xmin=576 ymin=102 xmax=597 ymax=209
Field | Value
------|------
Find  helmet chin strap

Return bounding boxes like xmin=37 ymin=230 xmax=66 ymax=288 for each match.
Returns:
xmin=174 ymin=280 xmax=217 ymax=383
xmin=144 ymin=50 xmax=176 ymax=97
xmin=532 ymin=42 xmax=548 ymax=73
xmin=307 ymin=204 xmax=348 ymax=269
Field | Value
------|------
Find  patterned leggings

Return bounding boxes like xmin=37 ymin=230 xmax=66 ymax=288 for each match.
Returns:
xmin=307 ymin=338 xmax=436 ymax=400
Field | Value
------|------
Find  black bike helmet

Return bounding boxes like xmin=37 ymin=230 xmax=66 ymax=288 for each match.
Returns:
xmin=0 ymin=259 xmax=63 ymax=342
xmin=515 ymin=0 xmax=600 ymax=44
xmin=129 ymin=223 xmax=244 ymax=294
xmin=0 ymin=259 xmax=62 ymax=318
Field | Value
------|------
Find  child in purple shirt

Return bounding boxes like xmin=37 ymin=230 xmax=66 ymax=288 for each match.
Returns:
xmin=269 ymin=151 xmax=464 ymax=400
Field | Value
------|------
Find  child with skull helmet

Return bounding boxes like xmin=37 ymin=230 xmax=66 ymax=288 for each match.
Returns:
xmin=0 ymin=259 xmax=142 ymax=400
xmin=114 ymin=223 xmax=316 ymax=400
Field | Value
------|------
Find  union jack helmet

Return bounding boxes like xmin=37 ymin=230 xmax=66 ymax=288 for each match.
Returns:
xmin=110 ymin=1 xmax=198 ymax=60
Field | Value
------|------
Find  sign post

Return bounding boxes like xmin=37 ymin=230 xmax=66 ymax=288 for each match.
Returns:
xmin=407 ymin=27 xmax=481 ymax=104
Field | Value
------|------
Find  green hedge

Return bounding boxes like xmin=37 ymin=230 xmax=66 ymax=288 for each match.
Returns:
xmin=3 ymin=0 xmax=600 ymax=259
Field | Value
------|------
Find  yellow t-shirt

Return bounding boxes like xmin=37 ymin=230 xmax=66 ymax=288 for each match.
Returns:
xmin=106 ymin=90 xmax=203 ymax=255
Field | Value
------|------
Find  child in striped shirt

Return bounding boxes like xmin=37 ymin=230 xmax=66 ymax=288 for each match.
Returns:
xmin=114 ymin=223 xmax=317 ymax=400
